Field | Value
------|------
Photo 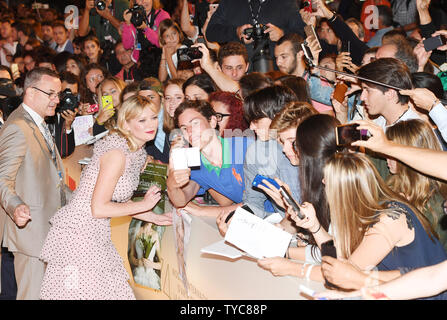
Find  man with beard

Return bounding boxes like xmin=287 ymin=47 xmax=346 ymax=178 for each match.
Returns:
xmin=274 ymin=33 xmax=333 ymax=106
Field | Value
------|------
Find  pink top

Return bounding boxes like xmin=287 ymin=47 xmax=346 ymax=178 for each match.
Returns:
xmin=121 ymin=9 xmax=170 ymax=63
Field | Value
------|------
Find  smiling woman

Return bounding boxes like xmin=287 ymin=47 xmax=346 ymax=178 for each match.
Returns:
xmin=39 ymin=95 xmax=173 ymax=300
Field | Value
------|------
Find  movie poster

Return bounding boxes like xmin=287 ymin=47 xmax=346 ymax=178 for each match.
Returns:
xmin=128 ymin=163 xmax=168 ymax=290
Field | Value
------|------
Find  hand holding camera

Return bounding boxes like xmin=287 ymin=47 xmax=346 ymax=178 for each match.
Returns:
xmin=237 ymin=24 xmax=255 ymax=44
xmin=264 ymin=23 xmax=284 ymax=42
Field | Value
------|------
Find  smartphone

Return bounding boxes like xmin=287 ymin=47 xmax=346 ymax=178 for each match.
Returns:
xmin=225 ymin=204 xmax=254 ymax=223
xmin=280 ymin=186 xmax=305 ymax=219
xmin=335 ymin=123 xmax=369 ymax=146
xmin=209 ymin=3 xmax=219 ymax=10
xmin=321 ymin=240 xmax=338 ymax=288
xmin=341 ymin=40 xmax=351 ymax=54
xmin=252 ymin=174 xmax=280 ymax=190
xmin=303 ymin=0 xmax=317 ymax=12
xmin=301 ymin=43 xmax=314 ymax=64
xmin=101 ymin=95 xmax=114 ymax=111
xmin=87 ymin=104 xmax=99 ymax=113
xmin=304 ymin=25 xmax=322 ymax=52
xmin=333 ymin=82 xmax=349 ymax=104
xmin=423 ymin=35 xmax=446 ymax=52
xmin=11 ymin=63 xmax=21 ymax=81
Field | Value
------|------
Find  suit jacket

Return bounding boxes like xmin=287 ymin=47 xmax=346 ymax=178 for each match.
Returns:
xmin=47 ymin=113 xmax=75 ymax=158
xmin=0 ymin=105 xmax=70 ymax=257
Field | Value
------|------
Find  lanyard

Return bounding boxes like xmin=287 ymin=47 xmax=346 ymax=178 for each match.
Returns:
xmin=248 ymin=0 xmax=263 ymax=24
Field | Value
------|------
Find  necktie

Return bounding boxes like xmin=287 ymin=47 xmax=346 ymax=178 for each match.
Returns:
xmin=42 ymin=121 xmax=67 ymax=206
xmin=42 ymin=122 xmax=56 ymax=162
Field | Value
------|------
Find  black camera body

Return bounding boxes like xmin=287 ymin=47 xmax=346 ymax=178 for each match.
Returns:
xmin=58 ymin=88 xmax=78 ymax=112
xmin=95 ymin=0 xmax=106 ymax=10
xmin=243 ymin=23 xmax=268 ymax=41
xmin=243 ymin=24 xmax=273 ymax=73
xmin=129 ymin=5 xmax=147 ymax=28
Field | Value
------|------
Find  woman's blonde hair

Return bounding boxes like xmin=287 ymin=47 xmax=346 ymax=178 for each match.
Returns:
xmin=112 ymin=95 xmax=159 ymax=152
xmin=324 ymin=152 xmax=436 ymax=259
xmin=97 ymin=76 xmax=126 ymax=131
xmin=386 ymin=119 xmax=447 ymax=226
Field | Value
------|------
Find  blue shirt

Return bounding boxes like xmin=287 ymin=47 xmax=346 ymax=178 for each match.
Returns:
xmin=190 ymin=136 xmax=254 ymax=204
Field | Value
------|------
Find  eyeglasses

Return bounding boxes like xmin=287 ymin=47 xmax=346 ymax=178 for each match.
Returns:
xmin=32 ymin=87 xmax=60 ymax=100
xmin=215 ymin=112 xmax=231 ymax=122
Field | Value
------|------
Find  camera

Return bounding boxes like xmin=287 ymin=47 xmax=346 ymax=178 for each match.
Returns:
xmin=95 ymin=0 xmax=106 ymax=10
xmin=243 ymin=24 xmax=274 ymax=73
xmin=243 ymin=23 xmax=268 ymax=41
xmin=58 ymin=88 xmax=78 ymax=112
xmin=177 ymin=47 xmax=203 ymax=62
xmin=129 ymin=4 xmax=147 ymax=28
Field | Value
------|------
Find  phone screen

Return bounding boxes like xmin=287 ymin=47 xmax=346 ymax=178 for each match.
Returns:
xmin=336 ymin=124 xmax=368 ymax=146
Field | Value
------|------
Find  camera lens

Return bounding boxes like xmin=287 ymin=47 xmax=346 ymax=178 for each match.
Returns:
xmin=96 ymin=0 xmax=106 ymax=10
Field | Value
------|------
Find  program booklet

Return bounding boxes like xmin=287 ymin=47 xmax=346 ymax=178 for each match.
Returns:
xmin=132 ymin=162 xmax=168 ymax=214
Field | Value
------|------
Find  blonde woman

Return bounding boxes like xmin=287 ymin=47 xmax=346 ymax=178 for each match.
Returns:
xmin=93 ymin=76 xmax=126 ymax=136
xmin=386 ymin=119 xmax=447 ymax=251
xmin=39 ymin=96 xmax=173 ymax=300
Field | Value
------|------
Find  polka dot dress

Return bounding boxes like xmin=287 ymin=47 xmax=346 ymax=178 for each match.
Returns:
xmin=40 ymin=133 xmax=147 ymax=300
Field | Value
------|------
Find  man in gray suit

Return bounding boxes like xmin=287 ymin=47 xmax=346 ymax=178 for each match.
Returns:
xmin=0 ymin=67 xmax=69 ymax=299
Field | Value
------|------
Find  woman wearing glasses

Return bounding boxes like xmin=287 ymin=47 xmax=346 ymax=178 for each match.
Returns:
xmin=209 ymin=91 xmax=248 ymax=137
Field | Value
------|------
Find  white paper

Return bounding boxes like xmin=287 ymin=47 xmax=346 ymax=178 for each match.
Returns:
xmin=185 ymin=147 xmax=201 ymax=167
xmin=171 ymin=148 xmax=188 ymax=170
xmin=171 ymin=148 xmax=201 ymax=170
xmin=201 ymin=240 xmax=244 ymax=259
xmin=263 ymin=212 xmax=283 ymax=224
xmin=224 ymin=207 xmax=292 ymax=259
xmin=85 ymin=130 xmax=109 ymax=145
xmin=72 ymin=115 xmax=94 ymax=146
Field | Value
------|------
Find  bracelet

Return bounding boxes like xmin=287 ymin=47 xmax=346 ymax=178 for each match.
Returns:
xmin=300 ymin=263 xmax=309 ymax=278
xmin=305 ymin=264 xmax=314 ymax=281
xmin=310 ymin=224 xmax=321 ymax=234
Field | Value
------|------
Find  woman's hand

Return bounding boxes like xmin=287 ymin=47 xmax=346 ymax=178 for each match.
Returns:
xmin=144 ymin=210 xmax=173 ymax=226
xmin=351 ymin=120 xmax=391 ymax=151
xmin=257 ymin=257 xmax=298 ymax=277
xmin=321 ymin=256 xmax=365 ymax=290
xmin=96 ymin=104 xmax=114 ymax=125
xmin=216 ymin=209 xmax=233 ymax=237
xmin=143 ymin=185 xmax=162 ymax=211
xmin=287 ymin=201 xmax=320 ymax=233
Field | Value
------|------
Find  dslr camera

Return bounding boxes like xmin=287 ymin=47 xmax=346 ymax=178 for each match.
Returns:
xmin=243 ymin=23 xmax=273 ymax=73
xmin=129 ymin=5 xmax=147 ymax=28
xmin=243 ymin=23 xmax=268 ymax=41
xmin=58 ymin=88 xmax=78 ymax=112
